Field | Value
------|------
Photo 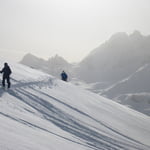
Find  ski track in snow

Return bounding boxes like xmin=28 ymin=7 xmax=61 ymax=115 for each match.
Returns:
xmin=0 ymin=76 xmax=149 ymax=150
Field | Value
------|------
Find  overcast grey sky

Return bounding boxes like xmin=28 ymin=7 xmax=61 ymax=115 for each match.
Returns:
xmin=0 ymin=0 xmax=150 ymax=62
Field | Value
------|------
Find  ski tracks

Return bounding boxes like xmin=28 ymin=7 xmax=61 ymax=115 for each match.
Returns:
xmin=0 ymin=77 xmax=149 ymax=150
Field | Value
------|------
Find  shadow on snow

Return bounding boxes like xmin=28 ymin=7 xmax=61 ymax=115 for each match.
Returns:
xmin=5 ymin=87 xmax=149 ymax=150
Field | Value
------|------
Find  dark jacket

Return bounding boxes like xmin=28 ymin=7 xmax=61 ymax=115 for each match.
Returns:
xmin=61 ymin=71 xmax=68 ymax=81
xmin=1 ymin=66 xmax=12 ymax=77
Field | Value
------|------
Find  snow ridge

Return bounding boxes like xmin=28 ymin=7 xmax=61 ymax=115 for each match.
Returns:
xmin=0 ymin=61 xmax=150 ymax=150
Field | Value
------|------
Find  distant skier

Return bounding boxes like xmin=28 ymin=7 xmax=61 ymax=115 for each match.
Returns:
xmin=0 ymin=62 xmax=12 ymax=88
xmin=61 ymin=70 xmax=68 ymax=81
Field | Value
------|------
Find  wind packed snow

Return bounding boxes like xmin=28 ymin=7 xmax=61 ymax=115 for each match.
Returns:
xmin=0 ymin=60 xmax=150 ymax=150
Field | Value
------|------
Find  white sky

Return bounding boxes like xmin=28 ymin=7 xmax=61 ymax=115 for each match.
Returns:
xmin=0 ymin=0 xmax=150 ymax=62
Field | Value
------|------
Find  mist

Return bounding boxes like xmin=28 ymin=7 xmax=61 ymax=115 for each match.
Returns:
xmin=0 ymin=0 xmax=150 ymax=62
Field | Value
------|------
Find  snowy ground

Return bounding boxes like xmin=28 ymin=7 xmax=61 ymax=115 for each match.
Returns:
xmin=100 ymin=64 xmax=150 ymax=116
xmin=0 ymin=60 xmax=150 ymax=150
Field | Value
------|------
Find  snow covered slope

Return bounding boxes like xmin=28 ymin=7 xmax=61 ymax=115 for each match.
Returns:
xmin=0 ymin=60 xmax=150 ymax=150
xmin=102 ymin=64 xmax=150 ymax=98
xmin=101 ymin=64 xmax=150 ymax=116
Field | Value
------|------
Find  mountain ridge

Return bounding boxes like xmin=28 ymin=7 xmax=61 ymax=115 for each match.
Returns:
xmin=19 ymin=30 xmax=150 ymax=116
xmin=75 ymin=31 xmax=150 ymax=83
xmin=20 ymin=53 xmax=72 ymax=78
xmin=0 ymin=59 xmax=150 ymax=149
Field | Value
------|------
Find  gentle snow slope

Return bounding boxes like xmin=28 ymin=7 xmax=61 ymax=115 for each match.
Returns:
xmin=0 ymin=61 xmax=150 ymax=150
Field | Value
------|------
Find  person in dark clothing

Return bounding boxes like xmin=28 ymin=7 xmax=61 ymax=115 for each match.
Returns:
xmin=0 ymin=63 xmax=12 ymax=88
xmin=61 ymin=70 xmax=68 ymax=81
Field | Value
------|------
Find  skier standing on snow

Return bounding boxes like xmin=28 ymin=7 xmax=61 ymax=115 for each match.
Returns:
xmin=61 ymin=70 xmax=68 ymax=81
xmin=0 ymin=62 xmax=12 ymax=89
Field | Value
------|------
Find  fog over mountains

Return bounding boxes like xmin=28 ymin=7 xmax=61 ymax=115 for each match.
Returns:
xmin=20 ymin=31 xmax=150 ymax=116
xmin=21 ymin=54 xmax=72 ymax=79
xmin=75 ymin=30 xmax=150 ymax=84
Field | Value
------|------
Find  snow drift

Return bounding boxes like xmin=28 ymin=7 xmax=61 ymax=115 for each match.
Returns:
xmin=0 ymin=60 xmax=150 ymax=150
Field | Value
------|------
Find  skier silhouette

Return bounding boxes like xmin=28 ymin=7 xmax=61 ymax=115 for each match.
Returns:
xmin=61 ymin=71 xmax=68 ymax=81
xmin=0 ymin=63 xmax=12 ymax=88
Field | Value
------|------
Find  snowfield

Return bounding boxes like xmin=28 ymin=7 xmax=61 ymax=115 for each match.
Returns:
xmin=0 ymin=60 xmax=150 ymax=150
xmin=101 ymin=64 xmax=150 ymax=116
